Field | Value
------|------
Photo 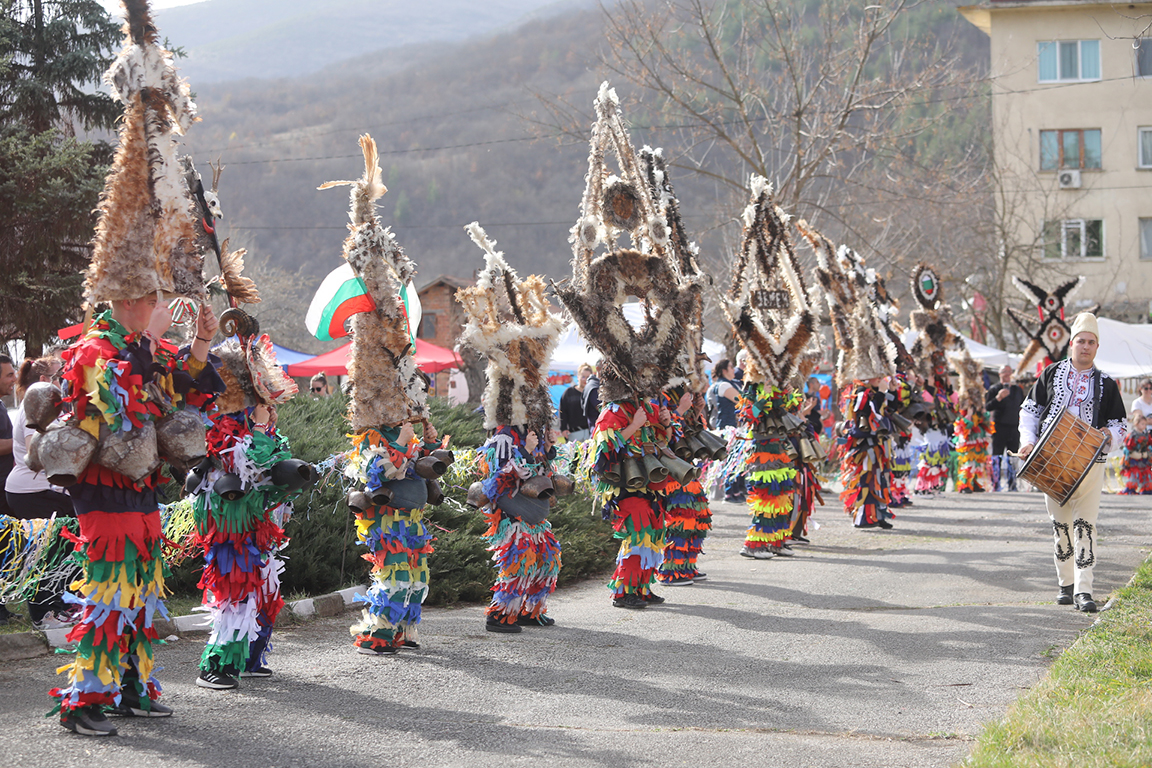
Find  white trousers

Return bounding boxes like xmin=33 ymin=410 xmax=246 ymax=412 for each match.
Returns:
xmin=1044 ymin=462 xmax=1105 ymax=595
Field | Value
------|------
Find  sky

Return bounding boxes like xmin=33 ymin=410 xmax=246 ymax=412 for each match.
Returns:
xmin=99 ymin=0 xmax=200 ymax=13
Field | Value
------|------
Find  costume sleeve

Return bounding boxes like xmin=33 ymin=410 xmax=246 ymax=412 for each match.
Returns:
xmin=985 ymin=385 xmax=1002 ymax=413
xmin=1020 ymin=369 xmax=1050 ymax=447
xmin=1103 ymin=378 xmax=1129 ymax=450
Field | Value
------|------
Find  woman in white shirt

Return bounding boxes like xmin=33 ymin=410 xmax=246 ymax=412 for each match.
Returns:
xmin=5 ymin=356 xmax=80 ymax=630
xmin=1131 ymin=379 xmax=1152 ymax=420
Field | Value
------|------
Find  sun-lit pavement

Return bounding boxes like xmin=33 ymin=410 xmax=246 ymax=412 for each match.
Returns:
xmin=3 ymin=489 xmax=1150 ymax=768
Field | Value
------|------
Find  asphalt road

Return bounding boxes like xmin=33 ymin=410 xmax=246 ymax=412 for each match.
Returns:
xmin=3 ymin=490 xmax=1150 ymax=768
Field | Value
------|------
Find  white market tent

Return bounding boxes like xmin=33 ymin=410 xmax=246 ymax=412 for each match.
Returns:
xmin=899 ymin=329 xmax=1020 ymax=369
xmin=550 ymin=302 xmax=727 ymax=371
xmin=1094 ymin=318 xmax=1152 ymax=379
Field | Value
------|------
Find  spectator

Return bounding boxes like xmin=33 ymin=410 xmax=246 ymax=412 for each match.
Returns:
xmin=310 ymin=372 xmax=331 ymax=398
xmin=0 ymin=354 xmax=15 ymax=516
xmin=709 ymin=359 xmax=741 ymax=430
xmin=559 ymin=364 xmax=593 ymax=441
xmin=1131 ymin=379 xmax=1152 ymax=420
xmin=803 ymin=376 xmax=824 ymax=435
xmin=582 ymin=363 xmax=602 ymax=427
xmin=985 ymin=364 xmax=1025 ymax=456
xmin=6 ymin=355 xmax=82 ymax=630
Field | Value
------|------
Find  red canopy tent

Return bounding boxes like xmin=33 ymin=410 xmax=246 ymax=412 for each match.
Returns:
xmin=283 ymin=338 xmax=462 ymax=378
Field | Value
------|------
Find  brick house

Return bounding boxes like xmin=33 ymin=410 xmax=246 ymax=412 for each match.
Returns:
xmin=416 ymin=274 xmax=473 ymax=398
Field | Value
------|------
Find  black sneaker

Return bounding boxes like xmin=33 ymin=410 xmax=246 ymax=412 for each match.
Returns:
xmin=61 ymin=706 xmax=118 ymax=736
xmin=878 ymin=520 xmax=894 ymax=529
xmin=196 ymin=669 xmax=239 ymax=689
xmin=516 ymin=613 xmax=556 ymax=627
xmin=401 ymin=640 xmax=421 ymax=649
xmin=485 ymin=617 xmax=522 ymax=633
xmin=108 ymin=693 xmax=173 ymax=718
xmin=356 ymin=644 xmax=399 ymax=655
xmin=692 ymin=572 xmax=707 ymax=581
xmin=791 ymin=534 xmax=810 ymax=544
xmin=240 ymin=667 xmax=273 ymax=678
xmin=659 ymin=575 xmax=694 ymax=586
xmin=612 ymin=594 xmax=647 ymax=609
xmin=643 ymin=592 xmax=666 ymax=604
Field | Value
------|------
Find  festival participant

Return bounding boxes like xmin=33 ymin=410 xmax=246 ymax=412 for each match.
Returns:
xmin=311 ymin=135 xmax=445 ymax=655
xmin=986 ymin=365 xmax=1024 ymax=491
xmin=458 ymin=223 xmax=566 ymax=632
xmin=1121 ymin=415 xmax=1151 ymax=495
xmin=656 ymin=387 xmax=713 ymax=584
xmin=789 ymin=382 xmax=826 ymax=544
xmin=559 ymin=365 xmax=593 ymax=442
xmin=952 ymin=352 xmax=992 ymax=493
xmin=190 ymin=333 xmax=313 ymax=690
xmin=1019 ymin=313 xmax=1128 ymax=613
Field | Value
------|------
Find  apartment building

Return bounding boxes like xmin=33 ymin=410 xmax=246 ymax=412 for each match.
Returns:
xmin=959 ymin=0 xmax=1152 ymax=321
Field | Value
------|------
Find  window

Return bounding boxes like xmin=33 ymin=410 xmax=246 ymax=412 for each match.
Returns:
xmin=417 ymin=313 xmax=437 ymax=339
xmin=1140 ymin=128 xmax=1152 ymax=168
xmin=1039 ymin=129 xmax=1102 ymax=170
xmin=1038 ymin=40 xmax=1101 ymax=82
xmin=1141 ymin=219 xmax=1152 ymax=260
xmin=1041 ymin=219 xmax=1104 ymax=260
xmin=1138 ymin=39 xmax=1152 ymax=76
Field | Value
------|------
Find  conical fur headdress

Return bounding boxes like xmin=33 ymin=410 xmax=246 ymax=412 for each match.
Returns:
xmin=800 ymin=220 xmax=893 ymax=385
xmin=722 ymin=178 xmax=817 ymax=388
xmin=1006 ymin=275 xmax=1099 ymax=376
xmin=316 ymin=135 xmax=427 ymax=433
xmin=86 ymin=0 xmax=206 ymax=303
xmin=555 ymin=83 xmax=702 ymax=403
xmin=456 ymin=223 xmax=564 ymax=437
xmin=949 ymin=348 xmax=985 ymax=414
xmin=906 ymin=263 xmax=964 ymax=383
xmin=213 ymin=336 xmax=298 ymax=414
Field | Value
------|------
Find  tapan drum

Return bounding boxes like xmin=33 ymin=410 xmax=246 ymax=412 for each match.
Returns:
xmin=1018 ymin=410 xmax=1108 ymax=506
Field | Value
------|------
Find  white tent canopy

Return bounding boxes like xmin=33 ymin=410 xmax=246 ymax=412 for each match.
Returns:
xmin=1094 ymin=318 xmax=1152 ymax=379
xmin=550 ymin=302 xmax=727 ymax=371
xmin=899 ymin=329 xmax=1020 ymax=369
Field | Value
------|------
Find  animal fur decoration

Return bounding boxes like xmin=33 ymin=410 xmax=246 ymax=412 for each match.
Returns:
xmin=721 ymin=178 xmax=817 ymax=388
xmin=212 ymin=336 xmax=298 ymax=414
xmin=798 ymin=218 xmax=891 ymax=385
xmin=318 ymin=135 xmax=428 ymax=433
xmin=870 ymin=272 xmax=916 ymax=372
xmin=638 ymin=145 xmax=709 ymax=393
xmin=1007 ymin=276 xmax=1099 ymax=375
xmin=556 ymin=83 xmax=703 ymax=403
xmin=215 ymin=240 xmax=261 ymax=305
xmin=906 ymin=263 xmax=966 ymax=383
xmin=86 ymin=0 xmax=206 ymax=303
xmin=950 ymin=348 xmax=985 ymax=414
xmin=456 ymin=223 xmax=565 ymax=437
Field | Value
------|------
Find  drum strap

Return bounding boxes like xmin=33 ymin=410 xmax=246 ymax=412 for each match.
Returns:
xmin=1092 ymin=369 xmax=1103 ymax=429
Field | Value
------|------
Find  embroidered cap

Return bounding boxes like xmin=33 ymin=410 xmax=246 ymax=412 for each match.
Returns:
xmin=1069 ymin=312 xmax=1100 ymax=343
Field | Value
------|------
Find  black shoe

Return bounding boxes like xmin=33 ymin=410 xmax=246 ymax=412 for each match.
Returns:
xmin=196 ymin=669 xmax=239 ymax=689
xmin=692 ymin=572 xmax=707 ymax=581
xmin=612 ymin=594 xmax=647 ymax=609
xmin=791 ymin=534 xmax=810 ymax=544
xmin=240 ymin=667 xmax=273 ymax=678
xmin=1056 ymin=585 xmax=1074 ymax=606
xmin=516 ymin=613 xmax=556 ymax=627
xmin=356 ymin=644 xmax=399 ymax=655
xmin=108 ymin=693 xmax=173 ymax=718
xmin=486 ymin=617 xmax=522 ymax=633
xmin=1074 ymin=593 xmax=1098 ymax=613
xmin=61 ymin=706 xmax=118 ymax=736
xmin=401 ymin=640 xmax=421 ymax=649
xmin=877 ymin=520 xmax=893 ymax=529
xmin=643 ymin=592 xmax=666 ymax=604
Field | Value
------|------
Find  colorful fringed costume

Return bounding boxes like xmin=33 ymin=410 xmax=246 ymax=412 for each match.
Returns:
xmin=738 ymin=384 xmax=802 ymax=553
xmin=190 ymin=414 xmax=303 ymax=678
xmin=592 ymin=402 xmax=668 ymax=602
xmin=476 ymin=427 xmax=562 ymax=625
xmin=51 ymin=312 xmax=222 ymax=715
xmin=839 ymin=383 xmax=893 ymax=527
xmin=347 ymin=428 xmax=434 ymax=652
xmin=1121 ymin=430 xmax=1152 ymax=494
xmin=953 ymin=411 xmax=993 ymax=493
xmin=656 ymin=401 xmax=712 ymax=583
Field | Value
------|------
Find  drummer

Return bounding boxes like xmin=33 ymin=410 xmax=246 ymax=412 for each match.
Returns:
xmin=1018 ymin=312 xmax=1128 ymax=614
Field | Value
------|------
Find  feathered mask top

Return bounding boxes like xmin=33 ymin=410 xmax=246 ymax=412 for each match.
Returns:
xmin=721 ymin=178 xmax=815 ymax=389
xmin=1007 ymin=276 xmax=1097 ymax=376
xmin=906 ymin=262 xmax=963 ymax=382
xmin=316 ymin=134 xmax=427 ymax=433
xmin=950 ymin=349 xmax=985 ymax=414
xmin=555 ymin=83 xmax=702 ymax=403
xmin=213 ymin=336 xmax=298 ymax=415
xmin=456 ymin=224 xmax=564 ymax=436
xmin=800 ymin=219 xmax=892 ymax=385
xmin=86 ymin=0 xmax=206 ymax=303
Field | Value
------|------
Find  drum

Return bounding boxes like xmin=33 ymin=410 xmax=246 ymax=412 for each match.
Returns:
xmin=1019 ymin=410 xmax=1108 ymax=505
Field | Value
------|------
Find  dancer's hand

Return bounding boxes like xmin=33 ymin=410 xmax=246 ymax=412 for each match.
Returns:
xmin=1018 ymin=443 xmax=1033 ymax=459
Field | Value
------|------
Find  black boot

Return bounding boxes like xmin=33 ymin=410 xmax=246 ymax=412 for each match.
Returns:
xmin=1056 ymin=584 xmax=1074 ymax=605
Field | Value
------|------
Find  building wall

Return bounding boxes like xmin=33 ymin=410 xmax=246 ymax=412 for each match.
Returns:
xmin=978 ymin=2 xmax=1152 ymax=319
xmin=417 ymin=281 xmax=469 ymax=398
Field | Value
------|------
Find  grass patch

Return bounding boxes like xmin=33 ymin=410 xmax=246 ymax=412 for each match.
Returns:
xmin=964 ymin=558 xmax=1152 ymax=768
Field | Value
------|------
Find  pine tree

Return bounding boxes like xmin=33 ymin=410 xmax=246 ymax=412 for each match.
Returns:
xmin=0 ymin=1 xmax=120 ymax=355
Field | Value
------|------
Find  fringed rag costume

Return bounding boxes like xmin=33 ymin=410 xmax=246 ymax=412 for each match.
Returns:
xmin=190 ymin=336 xmax=312 ymax=681
xmin=555 ymin=83 xmax=702 ymax=606
xmin=804 ymin=223 xmax=896 ymax=529
xmin=1121 ymin=429 xmax=1152 ymax=495
xmin=951 ymin=352 xmax=992 ymax=493
xmin=457 ymin=223 xmax=567 ymax=629
xmin=311 ymin=135 xmax=445 ymax=653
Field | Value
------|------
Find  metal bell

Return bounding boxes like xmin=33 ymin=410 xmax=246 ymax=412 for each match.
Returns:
xmin=24 ymin=432 xmax=44 ymax=473
xmin=22 ymin=382 xmax=63 ymax=432
xmin=622 ymin=455 xmax=648 ymax=491
xmin=659 ymin=453 xmax=699 ymax=485
xmin=430 ymin=448 xmax=455 ymax=467
xmin=425 ymin=478 xmax=445 ymax=506
xmin=600 ymin=462 xmax=622 ymax=485
xmin=520 ymin=475 xmax=555 ymax=500
xmin=697 ymin=430 xmax=728 ymax=461
xmin=183 ymin=458 xmax=213 ymax=494
xmin=269 ymin=458 xmax=311 ymax=492
xmin=213 ymin=473 xmax=246 ymax=501
xmin=370 ymin=486 xmax=394 ymax=506
xmin=382 ymin=477 xmax=428 ymax=510
xmin=686 ymin=435 xmax=710 ymax=460
xmin=347 ymin=490 xmax=373 ymax=513
xmin=671 ymin=438 xmax=695 ymax=461
xmin=551 ymin=475 xmax=576 ymax=497
xmin=466 ymin=481 xmax=491 ymax=508
xmin=415 ymin=455 xmax=448 ymax=479
xmin=641 ymin=453 xmax=669 ymax=484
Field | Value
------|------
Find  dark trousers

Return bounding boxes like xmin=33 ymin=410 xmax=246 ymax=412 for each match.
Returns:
xmin=991 ymin=427 xmax=1020 ymax=456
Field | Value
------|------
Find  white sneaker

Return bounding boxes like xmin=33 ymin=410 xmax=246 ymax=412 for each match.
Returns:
xmin=34 ymin=610 xmax=81 ymax=631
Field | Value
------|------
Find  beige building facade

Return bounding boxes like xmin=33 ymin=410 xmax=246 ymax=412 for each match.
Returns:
xmin=960 ymin=0 xmax=1152 ymax=321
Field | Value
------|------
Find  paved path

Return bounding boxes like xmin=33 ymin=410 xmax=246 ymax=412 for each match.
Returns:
xmin=3 ymin=491 xmax=1150 ymax=767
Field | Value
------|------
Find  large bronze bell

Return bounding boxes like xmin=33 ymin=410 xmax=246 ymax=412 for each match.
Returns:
xmin=269 ymin=458 xmax=312 ymax=492
xmin=430 ymin=448 xmax=455 ymax=467
xmin=370 ymin=486 xmax=394 ymax=506
xmin=213 ymin=473 xmax=246 ymax=501
xmin=415 ymin=455 xmax=448 ymax=479
xmin=425 ymin=478 xmax=445 ymax=506
xmin=520 ymin=475 xmax=555 ymax=500
xmin=37 ymin=423 xmax=97 ymax=486
xmin=96 ymin=422 xmax=160 ymax=482
xmin=780 ymin=410 xmax=807 ymax=433
xmin=183 ymin=458 xmax=213 ymax=494
xmin=551 ymin=475 xmax=576 ymax=497
xmin=671 ymin=437 xmax=695 ymax=461
xmin=155 ymin=409 xmax=207 ymax=471
xmin=641 ymin=453 xmax=669 ymax=484
xmin=660 ymin=452 xmax=698 ymax=485
xmin=346 ymin=490 xmax=373 ymax=513
xmin=466 ymin=481 xmax=490 ymax=508
xmin=496 ymin=492 xmax=549 ymax=525
xmin=686 ymin=435 xmax=710 ymax=460
xmin=697 ymin=430 xmax=728 ymax=461
xmin=24 ymin=432 xmax=43 ymax=473
xmin=622 ymin=455 xmax=647 ymax=491
xmin=889 ymin=411 xmax=913 ymax=434
xmin=600 ymin=462 xmax=622 ymax=485
xmin=22 ymin=382 xmax=63 ymax=432
xmin=382 ymin=477 xmax=428 ymax=510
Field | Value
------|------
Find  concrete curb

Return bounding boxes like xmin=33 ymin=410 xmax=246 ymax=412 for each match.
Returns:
xmin=0 ymin=584 xmax=369 ymax=659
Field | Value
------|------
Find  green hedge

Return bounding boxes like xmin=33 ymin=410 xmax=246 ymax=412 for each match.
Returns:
xmin=167 ymin=394 xmax=616 ymax=604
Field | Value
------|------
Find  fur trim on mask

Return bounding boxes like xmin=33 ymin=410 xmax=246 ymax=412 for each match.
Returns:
xmin=211 ymin=335 xmax=298 ymax=414
xmin=457 ymin=222 xmax=564 ymax=436
xmin=950 ymin=349 xmax=985 ymax=413
xmin=904 ymin=262 xmax=965 ymax=384
xmin=1006 ymin=275 xmax=1099 ymax=377
xmin=86 ymin=0 xmax=205 ymax=304
xmin=318 ymin=135 xmax=427 ymax=433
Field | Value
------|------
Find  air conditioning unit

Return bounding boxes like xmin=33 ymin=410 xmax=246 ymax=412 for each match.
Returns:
xmin=1058 ymin=169 xmax=1082 ymax=189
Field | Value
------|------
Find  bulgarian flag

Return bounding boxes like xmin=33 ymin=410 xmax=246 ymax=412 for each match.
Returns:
xmin=306 ymin=262 xmax=421 ymax=344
